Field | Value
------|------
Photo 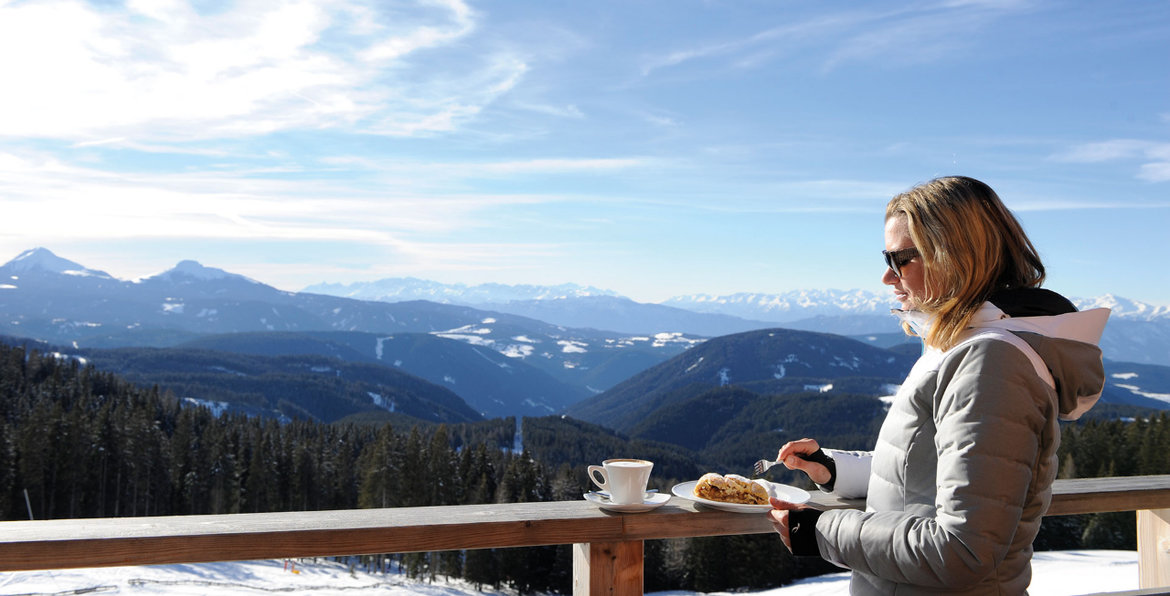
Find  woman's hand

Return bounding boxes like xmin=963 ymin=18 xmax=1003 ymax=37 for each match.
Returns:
xmin=768 ymin=497 xmax=807 ymax=552
xmin=777 ymin=438 xmax=832 ymax=485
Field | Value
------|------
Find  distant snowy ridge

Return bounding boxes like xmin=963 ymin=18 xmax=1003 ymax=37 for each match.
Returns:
xmin=663 ymin=289 xmax=895 ymax=322
xmin=3 ymin=249 xmax=1165 ymax=321
xmin=303 ymin=277 xmax=619 ymax=304
xmin=1073 ymin=294 xmax=1170 ymax=321
xmin=671 ymin=290 xmax=1170 ymax=322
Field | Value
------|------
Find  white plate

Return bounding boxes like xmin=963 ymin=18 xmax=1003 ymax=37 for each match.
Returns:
xmin=671 ymin=479 xmax=810 ymax=513
xmin=583 ymin=491 xmax=671 ymax=513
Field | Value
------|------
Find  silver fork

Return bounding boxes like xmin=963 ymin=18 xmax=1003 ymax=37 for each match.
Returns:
xmin=752 ymin=458 xmax=780 ymax=478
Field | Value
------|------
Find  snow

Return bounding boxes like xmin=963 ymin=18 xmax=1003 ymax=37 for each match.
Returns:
xmin=50 ymin=351 xmax=88 ymax=366
xmin=7 ymin=247 xmax=112 ymax=279
xmin=558 ymin=340 xmax=588 ymax=354
xmin=500 ymin=344 xmax=534 ymax=358
xmin=0 ymin=551 xmax=1138 ymax=595
xmin=368 ymin=392 xmax=394 ymax=412
xmin=679 ymin=551 xmax=1137 ymax=594
xmin=1116 ymin=384 xmax=1170 ymax=405
xmin=182 ymin=398 xmax=229 ymax=417
xmin=434 ymin=333 xmax=495 ymax=347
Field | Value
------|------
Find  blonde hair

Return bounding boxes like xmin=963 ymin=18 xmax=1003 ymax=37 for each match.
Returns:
xmin=886 ymin=176 xmax=1046 ymax=350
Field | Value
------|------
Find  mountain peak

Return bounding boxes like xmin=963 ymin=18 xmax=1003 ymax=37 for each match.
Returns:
xmin=2 ymin=248 xmax=114 ymax=279
xmin=155 ymin=260 xmax=252 ymax=283
xmin=1073 ymin=294 xmax=1170 ymax=320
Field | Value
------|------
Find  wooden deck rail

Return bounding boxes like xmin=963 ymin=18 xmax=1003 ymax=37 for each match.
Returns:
xmin=3 ymin=475 xmax=1170 ymax=594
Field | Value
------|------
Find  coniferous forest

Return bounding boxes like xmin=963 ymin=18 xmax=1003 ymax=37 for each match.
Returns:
xmin=1 ymin=343 xmax=1165 ymax=593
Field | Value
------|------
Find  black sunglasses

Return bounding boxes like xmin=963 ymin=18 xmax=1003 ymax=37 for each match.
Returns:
xmin=882 ymin=247 xmax=919 ymax=278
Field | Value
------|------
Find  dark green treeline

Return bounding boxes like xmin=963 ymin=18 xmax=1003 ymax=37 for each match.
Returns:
xmin=0 ymin=345 xmax=574 ymax=592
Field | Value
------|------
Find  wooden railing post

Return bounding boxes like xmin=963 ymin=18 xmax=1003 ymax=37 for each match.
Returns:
xmin=1138 ymin=508 xmax=1170 ymax=589
xmin=573 ymin=540 xmax=644 ymax=596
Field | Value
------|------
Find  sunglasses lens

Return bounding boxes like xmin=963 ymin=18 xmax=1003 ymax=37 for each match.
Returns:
xmin=882 ymin=248 xmax=915 ymax=278
xmin=882 ymin=251 xmax=898 ymax=277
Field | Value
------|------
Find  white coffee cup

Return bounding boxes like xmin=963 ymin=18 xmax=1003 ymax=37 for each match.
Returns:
xmin=587 ymin=459 xmax=653 ymax=505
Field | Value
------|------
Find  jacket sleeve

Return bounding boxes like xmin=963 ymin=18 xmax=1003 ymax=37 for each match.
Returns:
xmin=813 ymin=340 xmax=1054 ymax=588
xmin=823 ymin=449 xmax=871 ymax=499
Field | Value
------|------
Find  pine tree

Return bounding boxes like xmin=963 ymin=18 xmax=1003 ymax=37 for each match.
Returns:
xmin=426 ymin=425 xmax=458 ymax=506
xmin=358 ymin=424 xmax=399 ymax=509
xmin=399 ymin=426 xmax=426 ymax=507
xmin=0 ymin=420 xmax=16 ymax=519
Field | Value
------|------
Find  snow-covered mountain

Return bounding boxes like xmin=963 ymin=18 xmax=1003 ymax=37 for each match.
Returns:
xmin=3 ymin=247 xmax=116 ymax=279
xmin=304 ymin=277 xmax=618 ymax=304
xmin=663 ymin=289 xmax=896 ymax=322
xmin=305 ymin=279 xmax=899 ymax=323
xmin=151 ymin=259 xmax=256 ymax=283
xmin=1073 ymin=294 xmax=1170 ymax=321
xmin=0 ymin=249 xmax=707 ymax=419
xmin=4 ymin=249 xmax=1169 ymax=367
xmin=670 ymin=289 xmax=1170 ymax=323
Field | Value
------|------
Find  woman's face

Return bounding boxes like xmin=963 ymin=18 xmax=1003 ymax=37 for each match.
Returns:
xmin=883 ymin=215 xmax=927 ymax=309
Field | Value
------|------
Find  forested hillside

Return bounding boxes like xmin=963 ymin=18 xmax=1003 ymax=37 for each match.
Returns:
xmin=82 ymin=346 xmax=485 ymax=424
xmin=566 ymin=327 xmax=917 ymax=433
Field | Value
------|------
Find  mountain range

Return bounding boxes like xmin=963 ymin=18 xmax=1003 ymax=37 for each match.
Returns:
xmin=0 ymin=248 xmax=703 ymax=420
xmin=306 ymin=273 xmax=1170 ymax=366
xmin=2 ymin=247 xmax=1169 ymax=435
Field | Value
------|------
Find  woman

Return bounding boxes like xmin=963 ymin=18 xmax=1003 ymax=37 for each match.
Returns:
xmin=769 ymin=176 xmax=1109 ymax=594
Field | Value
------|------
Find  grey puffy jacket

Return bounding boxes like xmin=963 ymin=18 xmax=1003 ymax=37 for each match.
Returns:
xmin=815 ymin=300 xmax=1108 ymax=595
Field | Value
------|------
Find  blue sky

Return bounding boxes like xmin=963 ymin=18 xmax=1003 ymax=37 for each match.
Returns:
xmin=0 ymin=0 xmax=1167 ymax=304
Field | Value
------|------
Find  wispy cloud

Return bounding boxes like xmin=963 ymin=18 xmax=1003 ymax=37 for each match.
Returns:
xmin=1051 ymin=139 xmax=1153 ymax=163
xmin=640 ymin=0 xmax=1035 ymax=76
xmin=1051 ymin=139 xmax=1170 ymax=182
xmin=319 ymin=155 xmax=652 ymax=178
xmin=0 ymin=0 xmax=521 ymax=142
xmin=0 ymin=149 xmax=546 ymax=244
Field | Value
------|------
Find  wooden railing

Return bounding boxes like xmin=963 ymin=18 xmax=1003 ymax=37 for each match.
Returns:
xmin=3 ymin=475 xmax=1170 ymax=595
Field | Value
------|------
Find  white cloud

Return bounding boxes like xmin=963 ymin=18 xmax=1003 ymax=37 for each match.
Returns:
xmin=318 ymin=155 xmax=650 ymax=178
xmin=1139 ymin=162 xmax=1170 ymax=183
xmin=0 ymin=149 xmax=535 ymax=244
xmin=0 ymin=0 xmax=520 ymax=141
xmin=461 ymin=157 xmax=646 ymax=175
xmin=1051 ymin=139 xmax=1170 ymax=182
xmin=1052 ymin=139 xmax=1152 ymax=163
xmin=359 ymin=0 xmax=475 ymax=62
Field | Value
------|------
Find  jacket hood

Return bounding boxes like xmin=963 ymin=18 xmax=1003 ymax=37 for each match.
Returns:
xmin=972 ymin=302 xmax=1109 ymax=421
xmin=893 ymin=296 xmax=1110 ymax=421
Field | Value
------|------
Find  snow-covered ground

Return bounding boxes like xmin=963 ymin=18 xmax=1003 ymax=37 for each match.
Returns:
xmin=0 ymin=550 xmax=1138 ymax=595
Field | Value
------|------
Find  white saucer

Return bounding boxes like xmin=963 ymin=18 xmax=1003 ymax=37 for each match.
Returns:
xmin=583 ymin=491 xmax=670 ymax=513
